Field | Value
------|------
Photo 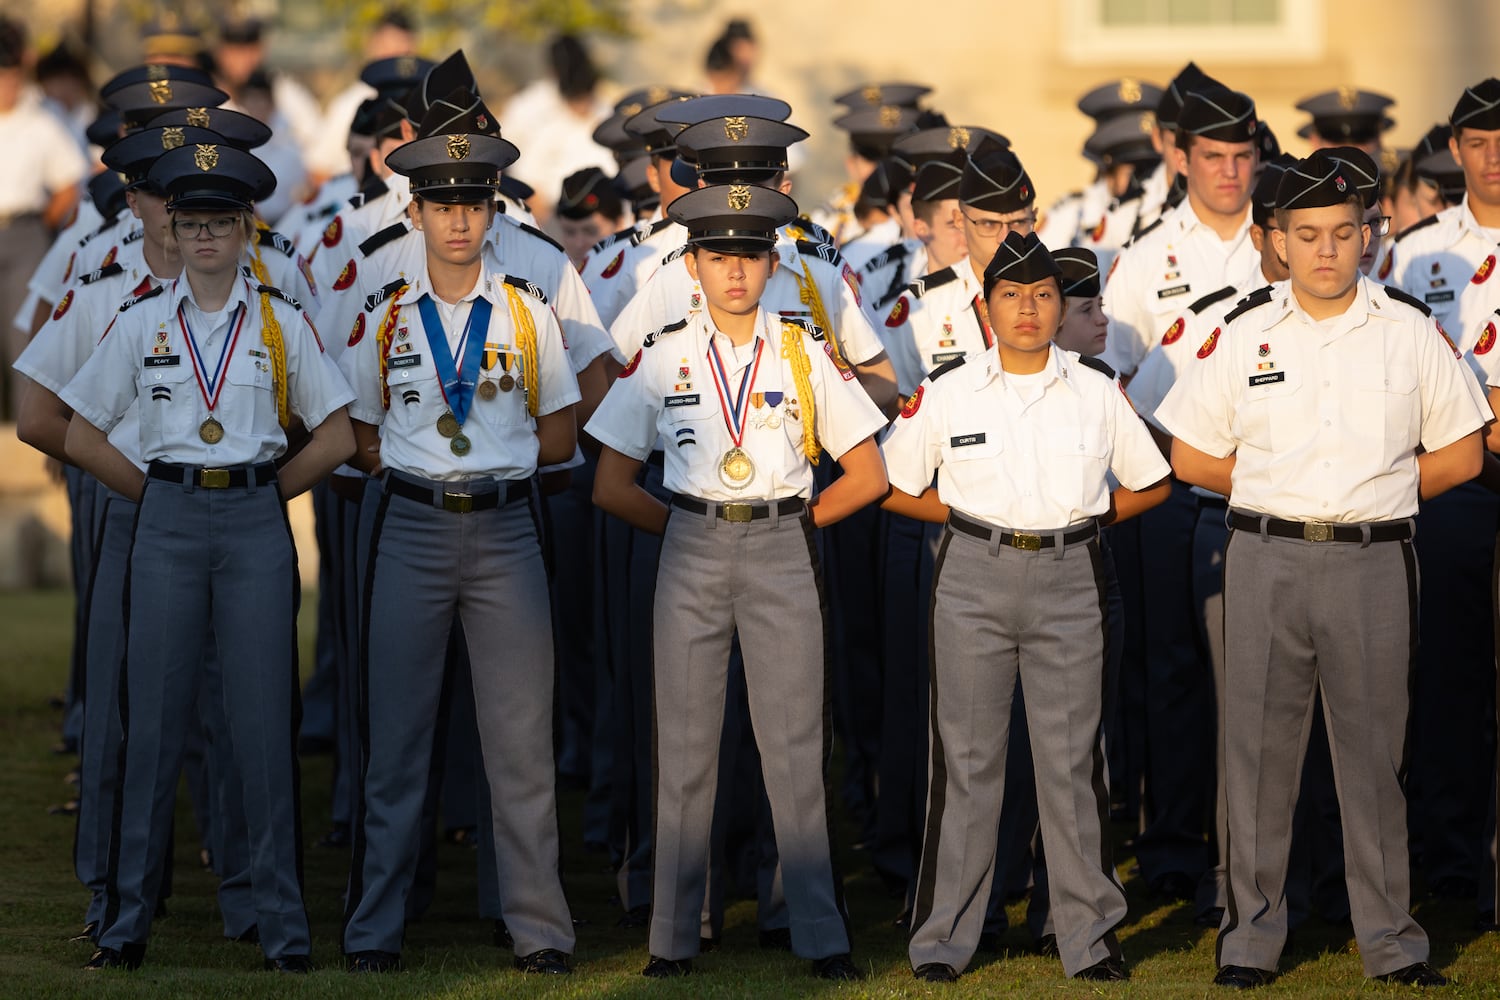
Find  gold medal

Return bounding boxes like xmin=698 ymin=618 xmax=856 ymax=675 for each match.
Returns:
xmin=198 ymin=416 xmax=224 ymax=444
xmin=477 ymin=380 xmax=498 ymax=401
xmin=436 ymin=412 xmax=460 ymax=438
xmin=498 ymin=373 xmax=515 ymax=392
xmin=765 ymin=411 xmax=781 ymax=430
xmin=450 ymin=433 xmax=472 ymax=457
xmin=718 ymin=447 xmax=755 ymax=489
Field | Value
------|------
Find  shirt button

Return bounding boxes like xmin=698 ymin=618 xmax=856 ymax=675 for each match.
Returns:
xmin=1323 ymin=380 xmax=1330 ymax=387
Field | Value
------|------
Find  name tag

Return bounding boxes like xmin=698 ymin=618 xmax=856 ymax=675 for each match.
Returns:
xmin=931 ymin=351 xmax=965 ymax=364
xmin=950 ymin=432 xmax=987 ymax=448
xmin=388 ymin=354 xmax=423 ymax=369
xmin=664 ymin=394 xmax=700 ymax=408
xmin=1248 ymin=371 xmax=1286 ymax=387
xmin=1156 ymin=284 xmax=1191 ymax=299
xmin=1425 ymin=290 xmax=1455 ymax=304
xmin=144 ymin=354 xmax=180 ymax=367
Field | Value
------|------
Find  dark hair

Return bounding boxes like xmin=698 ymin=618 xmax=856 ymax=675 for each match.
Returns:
xmin=35 ymin=42 xmax=91 ymax=85
xmin=549 ymin=34 xmax=598 ymax=99
xmin=377 ymin=8 xmax=416 ymax=33
xmin=705 ymin=38 xmax=734 ymax=74
xmin=0 ymin=17 xmax=27 ymax=68
xmin=723 ymin=19 xmax=755 ymax=42
xmin=911 ymin=197 xmax=951 ymax=226
xmin=1272 ymin=193 xmax=1364 ymax=232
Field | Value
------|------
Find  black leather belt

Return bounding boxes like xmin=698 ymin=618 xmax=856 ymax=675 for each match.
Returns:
xmin=385 ymin=472 xmax=530 ymax=513
xmin=671 ymin=495 xmax=805 ymax=523
xmin=948 ymin=510 xmax=1097 ymax=550
xmin=1227 ymin=510 xmax=1413 ymax=543
xmin=148 ymin=460 xmax=276 ymax=490
xmin=1196 ymin=495 xmax=1229 ymax=510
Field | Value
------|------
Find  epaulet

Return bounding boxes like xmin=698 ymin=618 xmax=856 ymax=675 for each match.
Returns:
xmin=662 ymin=244 xmax=690 ymax=266
xmin=81 ymin=216 xmax=115 ymax=244
xmin=364 ymin=277 xmax=407 ymax=312
xmin=346 ymin=192 xmax=367 ymax=211
xmin=928 ymin=356 xmax=967 ymax=381
xmin=794 ymin=238 xmax=841 ymax=266
xmin=636 ymin=217 xmax=675 ymax=244
xmin=589 ymin=227 xmax=635 ymax=255
xmin=123 ymin=227 xmax=144 ymax=244
xmin=908 ymin=266 xmax=958 ymax=300
xmin=313 ymin=201 xmax=339 ymax=220
xmin=780 ymin=315 xmax=826 ymax=341
xmin=515 ymin=221 xmax=565 ymax=254
xmin=256 ymin=284 xmax=303 ymax=311
xmin=1186 ymin=285 xmax=1238 ymax=316
xmin=118 ymin=283 xmax=164 ymax=312
xmin=1394 ymin=213 xmax=1440 ymax=243
xmin=358 ymin=222 xmax=409 ymax=259
xmin=78 ymin=262 xmax=124 ymax=285
xmin=1223 ymin=285 xmax=1275 ymax=324
xmin=1077 ymin=355 xmax=1116 ymax=379
xmin=256 ymin=228 xmax=295 ymax=257
xmin=861 ymin=241 xmax=911 ymax=274
xmin=501 ymin=273 xmax=549 ymax=305
xmin=1126 ymin=215 xmax=1164 ymax=246
xmin=1381 ymin=285 xmax=1433 ymax=317
xmin=641 ymin=316 xmax=689 ymax=348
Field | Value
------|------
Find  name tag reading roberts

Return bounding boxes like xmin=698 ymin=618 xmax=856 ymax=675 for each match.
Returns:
xmin=1248 ymin=371 xmax=1286 ymax=387
xmin=950 ymin=432 xmax=987 ymax=447
xmin=388 ymin=354 xmax=423 ymax=369
xmin=664 ymin=394 xmax=700 ymax=408
xmin=1156 ymin=284 xmax=1191 ymax=299
xmin=144 ymin=354 xmax=181 ymax=367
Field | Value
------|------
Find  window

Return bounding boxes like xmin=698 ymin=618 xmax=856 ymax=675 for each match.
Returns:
xmin=1062 ymin=0 xmax=1324 ymax=62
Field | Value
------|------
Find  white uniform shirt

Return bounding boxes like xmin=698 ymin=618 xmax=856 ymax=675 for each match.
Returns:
xmin=879 ymin=259 xmax=991 ymax=384
xmin=610 ymin=230 xmax=885 ymax=370
xmin=1128 ymin=281 xmax=1259 ymax=426
xmin=882 ymin=345 xmax=1169 ymax=530
xmin=840 ymin=216 xmax=901 ymax=272
xmin=310 ymin=175 xmax=410 ymax=303
xmin=285 ymin=173 xmax=359 ymax=251
xmin=1156 ymin=276 xmax=1486 ymax=522
xmin=1101 ymin=197 xmax=1259 ymax=377
xmin=580 ymin=215 xmax=686 ymax=331
xmin=1391 ymin=197 xmax=1500 ymax=383
xmin=14 ymin=200 xmax=108 ymax=332
xmin=586 ymin=309 xmax=886 ymax=502
xmin=0 ymin=87 xmax=86 ymax=216
xmin=41 ymin=212 xmax=141 ymax=309
xmin=858 ymin=237 xmax=925 ymax=328
xmin=62 ymin=274 xmax=352 ymax=467
xmin=338 ymin=250 xmax=580 ymax=482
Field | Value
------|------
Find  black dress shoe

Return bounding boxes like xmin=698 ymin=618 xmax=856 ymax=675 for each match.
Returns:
xmin=493 ymin=920 xmax=513 ymax=948
xmin=264 ymin=954 xmax=312 ymax=973
xmin=69 ymin=921 xmax=98 ymax=943
xmin=759 ymin=927 xmax=792 ymax=950
xmin=84 ymin=944 xmax=144 ymax=970
xmin=617 ymin=904 xmax=649 ymax=929
xmin=514 ymin=948 xmax=571 ymax=974
xmin=812 ymin=953 xmax=862 ymax=981
xmin=232 ymin=925 xmax=260 ymax=944
xmin=1034 ymin=933 xmax=1059 ymax=958
xmin=642 ymin=955 xmax=692 ymax=977
xmin=699 ymin=936 xmax=719 ymax=953
xmin=348 ymin=950 xmax=401 ymax=973
xmin=1375 ymin=962 xmax=1449 ymax=987
xmin=1074 ymin=957 xmax=1129 ymax=981
xmin=316 ymin=824 xmax=350 ymax=849
xmin=976 ymin=931 xmax=1001 ymax=954
xmin=913 ymin=962 xmax=958 ymax=983
xmin=1150 ymin=871 xmax=1198 ymax=901
xmin=1214 ymin=965 xmax=1276 ymax=989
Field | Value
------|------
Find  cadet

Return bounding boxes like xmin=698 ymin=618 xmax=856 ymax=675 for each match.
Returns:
xmin=885 ymin=232 xmax=1170 ymax=983
xmin=1158 ymin=149 xmax=1484 ymax=989
xmin=336 ymin=93 xmax=580 ymax=976
xmin=1294 ymin=87 xmax=1394 ymax=157
xmin=556 ymin=166 xmax=624 ymax=269
xmin=61 ymin=142 xmax=354 ymax=972
xmin=588 ymin=182 xmax=887 ymax=981
xmin=819 ymin=86 xmax=929 ymax=244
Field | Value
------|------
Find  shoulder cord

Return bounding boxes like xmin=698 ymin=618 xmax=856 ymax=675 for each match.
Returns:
xmin=779 ymin=319 xmax=820 ymax=465
xmin=249 ymin=224 xmax=289 ymax=427
xmin=502 ymin=282 xmax=541 ymax=418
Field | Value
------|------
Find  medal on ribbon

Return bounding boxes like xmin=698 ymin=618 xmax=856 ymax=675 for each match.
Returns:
xmin=707 ymin=336 xmax=765 ymax=491
xmin=418 ymin=293 xmax=493 ymax=455
xmin=179 ymin=297 xmax=248 ymax=444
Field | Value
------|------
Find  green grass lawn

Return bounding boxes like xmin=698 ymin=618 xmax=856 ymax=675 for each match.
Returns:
xmin=2 ymin=587 xmax=1498 ymax=998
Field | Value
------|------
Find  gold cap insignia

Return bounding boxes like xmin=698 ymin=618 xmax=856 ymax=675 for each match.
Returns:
xmin=724 ymin=116 xmax=748 ymax=142
xmin=194 ymin=144 xmax=219 ymax=171
xmin=862 ymin=85 xmax=882 ymax=106
xmin=1337 ymin=85 xmax=1358 ymax=111
xmin=185 ymin=107 xmax=211 ymax=128
xmin=396 ymin=57 xmax=417 ymax=79
xmin=149 ymin=80 xmax=173 ymax=105
xmin=147 ymin=65 xmax=168 ymax=81
xmin=1119 ymin=78 xmax=1142 ymax=104
xmin=647 ymin=86 xmax=669 ymax=105
xmin=621 ymin=102 xmax=642 ymax=118
xmin=879 ymin=105 xmax=902 ymax=129
xmin=446 ymin=134 xmax=471 ymax=160
xmin=1140 ymin=111 xmax=1157 ymax=133
xmin=948 ymin=126 xmax=970 ymax=150
xmin=161 ymin=127 xmax=185 ymax=150
xmin=728 ymin=185 xmax=752 ymax=211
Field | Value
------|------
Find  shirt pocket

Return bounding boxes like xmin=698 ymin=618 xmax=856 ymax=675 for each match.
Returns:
xmin=1234 ymin=368 xmax=1304 ymax=453
xmin=224 ymin=353 xmax=277 ymax=436
xmin=137 ymin=361 xmax=197 ymax=435
xmin=1350 ymin=361 xmax=1419 ymax=463
xmin=1045 ymin=422 xmax=1111 ymax=514
xmin=663 ymin=401 xmax=718 ymax=456
xmin=940 ymin=432 xmax=1003 ymax=496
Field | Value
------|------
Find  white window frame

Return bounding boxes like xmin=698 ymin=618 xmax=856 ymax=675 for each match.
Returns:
xmin=1059 ymin=0 xmax=1325 ymax=64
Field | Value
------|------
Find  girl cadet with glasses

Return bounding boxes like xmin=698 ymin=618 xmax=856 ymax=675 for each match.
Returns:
xmin=61 ymin=142 xmax=355 ymax=972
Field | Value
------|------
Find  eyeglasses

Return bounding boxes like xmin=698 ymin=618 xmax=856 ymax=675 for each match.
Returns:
xmin=962 ymin=211 xmax=1037 ymax=237
xmin=1365 ymin=215 xmax=1391 ymax=237
xmin=172 ymin=217 xmax=238 ymax=240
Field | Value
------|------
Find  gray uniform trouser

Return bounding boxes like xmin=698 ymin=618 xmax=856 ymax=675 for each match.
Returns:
xmin=343 ymin=474 xmax=573 ymax=958
xmin=1216 ymin=524 xmax=1428 ymax=977
xmin=649 ymin=500 xmax=849 ymax=962
xmin=100 ymin=472 xmax=308 ymax=959
xmin=63 ymin=465 xmax=98 ymax=746
xmin=909 ymin=525 xmax=1124 ymax=978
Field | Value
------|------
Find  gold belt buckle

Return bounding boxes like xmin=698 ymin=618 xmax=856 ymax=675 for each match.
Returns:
xmin=199 ymin=468 xmax=230 ymax=489
xmin=443 ymin=491 xmax=474 ymax=513
xmin=1010 ymin=532 xmax=1042 ymax=551
xmin=1302 ymin=521 xmax=1334 ymax=542
xmin=722 ymin=502 xmax=754 ymax=523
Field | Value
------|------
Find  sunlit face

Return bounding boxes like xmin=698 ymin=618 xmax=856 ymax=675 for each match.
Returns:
xmin=1055 ymin=294 xmax=1108 ymax=357
xmin=410 ymin=198 xmax=495 ymax=268
xmin=170 ymin=209 xmax=247 ymax=277
xmin=1387 ymin=179 xmax=1446 ymax=236
xmin=128 ymin=188 xmax=172 ymax=251
xmin=986 ymin=276 xmax=1063 ymax=370
xmin=1272 ymin=201 xmax=1368 ymax=310
xmin=558 ymin=213 xmax=607 ymax=269
xmin=895 ymin=187 xmax=916 ymax=239
xmin=912 ymin=199 xmax=965 ymax=269
xmin=1360 ymin=202 xmax=1388 ymax=275
xmin=1452 ymin=127 xmax=1500 ymax=208
xmin=1249 ymin=220 xmax=1290 ymax=283
xmin=683 ymin=247 xmax=777 ymax=324
xmin=647 ymin=153 xmax=693 ymax=213
xmin=1175 ymin=137 xmax=1257 ymax=218
xmin=961 ymin=205 xmax=1037 ymax=274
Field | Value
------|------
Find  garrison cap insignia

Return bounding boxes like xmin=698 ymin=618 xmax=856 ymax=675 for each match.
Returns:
xmin=161 ymin=127 xmax=184 ymax=150
xmin=446 ymin=134 xmax=470 ymax=160
xmin=948 ymin=126 xmax=970 ymax=149
xmin=194 ymin=144 xmax=219 ymax=171
xmin=149 ymin=80 xmax=172 ymax=104
xmin=724 ymin=116 xmax=748 ymax=141
xmin=186 ymin=107 xmax=211 ymax=127
xmin=728 ymin=185 xmax=752 ymax=211
xmin=1119 ymin=78 xmax=1142 ymax=103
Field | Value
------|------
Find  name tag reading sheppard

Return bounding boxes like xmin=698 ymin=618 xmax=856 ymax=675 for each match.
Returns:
xmin=1248 ymin=371 xmax=1286 ymax=387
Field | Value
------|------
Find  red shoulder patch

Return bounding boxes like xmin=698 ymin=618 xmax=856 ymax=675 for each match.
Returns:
xmin=1196 ymin=327 xmax=1221 ymax=359
xmin=52 ymin=290 xmax=74 ymax=321
xmin=1474 ymin=254 xmax=1495 ymax=285
xmin=842 ymin=262 xmax=862 ymax=306
xmin=619 ymin=349 xmax=642 ymax=378
xmin=601 ymin=248 xmax=625 ymax=279
xmin=1436 ymin=321 xmax=1461 ymax=359
xmin=347 ymin=312 xmax=366 ymax=348
xmin=1162 ymin=316 xmax=1185 ymax=346
xmin=100 ymin=246 xmax=117 ymax=268
xmin=323 ymin=218 xmax=342 ymax=249
xmin=62 ymin=251 xmax=76 ymax=285
xmin=1477 ymin=322 xmax=1497 ymax=356
xmin=1088 ymin=218 xmax=1106 ymax=243
xmin=825 ymin=342 xmax=856 ymax=380
xmin=900 ymin=384 xmax=924 ymax=418
xmin=885 ymin=296 xmax=909 ymax=328
xmin=333 ymin=259 xmax=357 ymax=291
